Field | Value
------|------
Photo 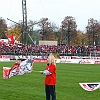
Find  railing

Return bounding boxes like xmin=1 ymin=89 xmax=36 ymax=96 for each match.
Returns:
xmin=0 ymin=52 xmax=99 ymax=57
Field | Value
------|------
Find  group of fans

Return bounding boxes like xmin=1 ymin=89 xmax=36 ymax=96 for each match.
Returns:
xmin=0 ymin=41 xmax=100 ymax=55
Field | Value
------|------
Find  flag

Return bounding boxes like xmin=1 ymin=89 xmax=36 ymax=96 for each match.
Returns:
xmin=79 ymin=82 xmax=100 ymax=91
xmin=19 ymin=59 xmax=33 ymax=75
xmin=7 ymin=35 xmax=15 ymax=43
xmin=8 ymin=62 xmax=20 ymax=78
xmin=3 ymin=59 xmax=34 ymax=79
xmin=3 ymin=67 xmax=11 ymax=79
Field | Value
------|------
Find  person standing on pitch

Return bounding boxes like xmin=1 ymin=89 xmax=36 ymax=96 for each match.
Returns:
xmin=40 ymin=53 xmax=56 ymax=100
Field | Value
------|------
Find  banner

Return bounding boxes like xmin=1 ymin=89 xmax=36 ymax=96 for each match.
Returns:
xmin=79 ymin=82 xmax=100 ymax=91
xmin=3 ymin=59 xmax=34 ymax=79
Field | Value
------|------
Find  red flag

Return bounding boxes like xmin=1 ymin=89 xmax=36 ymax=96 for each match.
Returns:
xmin=7 ymin=35 xmax=15 ymax=43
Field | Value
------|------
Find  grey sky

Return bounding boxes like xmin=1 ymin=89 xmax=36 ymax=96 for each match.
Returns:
xmin=0 ymin=0 xmax=100 ymax=31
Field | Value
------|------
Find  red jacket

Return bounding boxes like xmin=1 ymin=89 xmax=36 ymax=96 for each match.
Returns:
xmin=44 ymin=64 xmax=56 ymax=85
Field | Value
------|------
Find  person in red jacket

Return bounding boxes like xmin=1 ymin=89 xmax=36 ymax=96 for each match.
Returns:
xmin=40 ymin=53 xmax=56 ymax=100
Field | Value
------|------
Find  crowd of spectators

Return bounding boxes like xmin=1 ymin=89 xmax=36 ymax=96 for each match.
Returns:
xmin=0 ymin=41 xmax=100 ymax=56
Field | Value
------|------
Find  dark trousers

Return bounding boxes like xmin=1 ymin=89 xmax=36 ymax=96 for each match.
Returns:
xmin=45 ymin=85 xmax=56 ymax=100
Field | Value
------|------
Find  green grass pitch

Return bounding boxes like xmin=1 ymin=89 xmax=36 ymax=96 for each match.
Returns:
xmin=0 ymin=62 xmax=100 ymax=100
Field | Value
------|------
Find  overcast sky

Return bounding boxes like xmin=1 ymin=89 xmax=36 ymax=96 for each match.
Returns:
xmin=0 ymin=0 xmax=100 ymax=31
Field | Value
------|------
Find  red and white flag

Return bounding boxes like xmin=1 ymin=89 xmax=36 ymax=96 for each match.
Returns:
xmin=7 ymin=35 xmax=15 ymax=43
xmin=3 ymin=59 xmax=34 ymax=79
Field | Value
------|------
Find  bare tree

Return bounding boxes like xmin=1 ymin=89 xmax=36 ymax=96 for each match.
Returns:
xmin=38 ymin=18 xmax=57 ymax=40
xmin=0 ymin=17 xmax=7 ymax=39
xmin=61 ymin=16 xmax=77 ymax=46
xmin=86 ymin=18 xmax=100 ymax=46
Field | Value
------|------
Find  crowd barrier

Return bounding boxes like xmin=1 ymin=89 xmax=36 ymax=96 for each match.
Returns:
xmin=0 ymin=55 xmax=100 ymax=64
